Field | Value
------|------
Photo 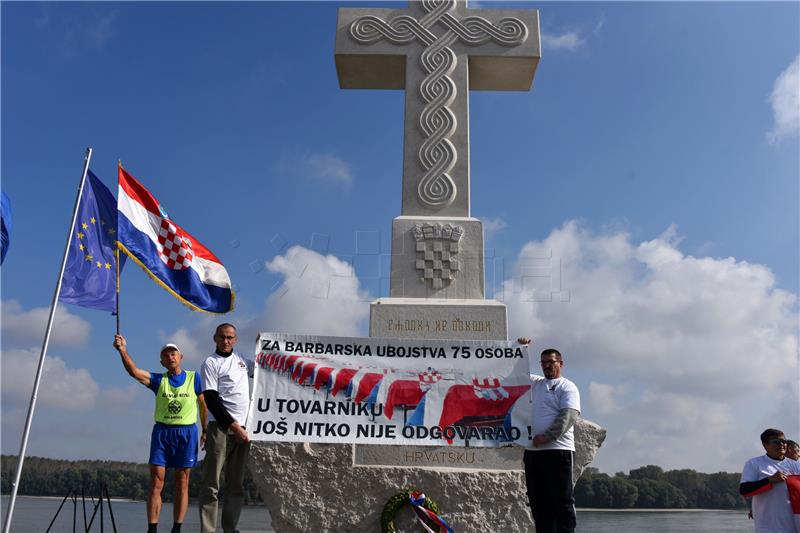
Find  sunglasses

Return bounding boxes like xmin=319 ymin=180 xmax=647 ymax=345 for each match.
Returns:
xmin=766 ymin=439 xmax=787 ymax=446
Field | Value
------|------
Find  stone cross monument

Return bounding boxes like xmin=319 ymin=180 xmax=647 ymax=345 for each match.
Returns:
xmin=247 ymin=2 xmax=606 ymax=531
xmin=340 ymin=0 xmax=539 ymax=518
xmin=335 ymin=0 xmax=538 ymax=329
xmin=336 ymin=0 xmax=538 ymax=217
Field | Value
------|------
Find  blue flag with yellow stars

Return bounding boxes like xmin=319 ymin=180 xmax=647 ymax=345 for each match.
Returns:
xmin=59 ymin=170 xmax=123 ymax=312
xmin=1 ymin=191 xmax=11 ymax=265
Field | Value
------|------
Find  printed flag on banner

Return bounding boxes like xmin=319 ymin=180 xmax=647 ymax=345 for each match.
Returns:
xmin=117 ymin=165 xmax=234 ymax=313
xmin=408 ymin=377 xmax=531 ymax=444
xmin=59 ymin=171 xmax=122 ymax=312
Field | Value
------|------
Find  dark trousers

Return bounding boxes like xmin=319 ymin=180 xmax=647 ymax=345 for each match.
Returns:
xmin=523 ymin=449 xmax=576 ymax=533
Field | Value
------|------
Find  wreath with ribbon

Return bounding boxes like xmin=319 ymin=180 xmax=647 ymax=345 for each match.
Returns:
xmin=380 ymin=489 xmax=455 ymax=533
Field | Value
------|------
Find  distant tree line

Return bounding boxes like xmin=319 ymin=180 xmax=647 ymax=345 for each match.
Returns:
xmin=0 ymin=456 xmax=262 ymax=504
xmin=575 ymin=465 xmax=746 ymax=509
xmin=2 ymin=456 xmax=746 ymax=509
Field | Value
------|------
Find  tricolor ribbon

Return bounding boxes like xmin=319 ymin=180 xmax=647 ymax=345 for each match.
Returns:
xmin=409 ymin=491 xmax=455 ymax=533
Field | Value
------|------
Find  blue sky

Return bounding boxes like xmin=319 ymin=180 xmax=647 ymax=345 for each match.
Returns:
xmin=1 ymin=1 xmax=798 ymax=475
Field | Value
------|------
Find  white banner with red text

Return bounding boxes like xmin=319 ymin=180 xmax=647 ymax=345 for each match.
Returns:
xmin=246 ymin=333 xmax=533 ymax=448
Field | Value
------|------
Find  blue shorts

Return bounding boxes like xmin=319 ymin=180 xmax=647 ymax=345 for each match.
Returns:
xmin=149 ymin=423 xmax=198 ymax=468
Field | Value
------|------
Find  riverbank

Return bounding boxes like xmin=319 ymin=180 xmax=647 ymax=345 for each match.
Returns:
xmin=3 ymin=495 xmax=752 ymax=533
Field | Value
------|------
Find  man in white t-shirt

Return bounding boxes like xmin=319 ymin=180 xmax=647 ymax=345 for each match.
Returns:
xmin=518 ymin=339 xmax=581 ymax=533
xmin=198 ymin=323 xmax=255 ymax=533
xmin=740 ymin=428 xmax=800 ymax=532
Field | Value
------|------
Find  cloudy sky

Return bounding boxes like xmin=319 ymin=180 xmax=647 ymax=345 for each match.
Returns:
xmin=2 ymin=2 xmax=798 ymax=475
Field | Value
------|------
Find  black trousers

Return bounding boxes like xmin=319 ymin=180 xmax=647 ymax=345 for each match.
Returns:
xmin=523 ymin=449 xmax=576 ymax=533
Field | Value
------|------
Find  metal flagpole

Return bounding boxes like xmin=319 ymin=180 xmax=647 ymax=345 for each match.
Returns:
xmin=115 ymin=247 xmax=120 ymax=334
xmin=2 ymin=147 xmax=94 ymax=533
xmin=115 ymin=160 xmax=121 ymax=335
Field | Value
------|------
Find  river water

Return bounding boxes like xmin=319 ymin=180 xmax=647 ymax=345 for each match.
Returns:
xmin=2 ymin=496 xmax=753 ymax=532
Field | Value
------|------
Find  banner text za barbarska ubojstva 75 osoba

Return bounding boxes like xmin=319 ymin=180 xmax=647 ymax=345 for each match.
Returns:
xmin=246 ymin=334 xmax=534 ymax=448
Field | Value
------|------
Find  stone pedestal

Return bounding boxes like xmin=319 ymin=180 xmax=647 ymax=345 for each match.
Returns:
xmin=247 ymin=231 xmax=608 ymax=532
xmin=389 ymin=217 xmax=486 ymax=299
xmin=249 ymin=418 xmax=606 ymax=533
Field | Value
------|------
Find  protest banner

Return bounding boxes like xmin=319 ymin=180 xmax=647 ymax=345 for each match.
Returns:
xmin=246 ymin=333 xmax=533 ymax=448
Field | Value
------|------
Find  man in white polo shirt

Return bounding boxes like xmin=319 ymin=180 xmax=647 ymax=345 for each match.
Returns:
xmin=199 ymin=323 xmax=254 ymax=533
xmin=518 ymin=339 xmax=581 ymax=533
xmin=740 ymin=428 xmax=800 ymax=532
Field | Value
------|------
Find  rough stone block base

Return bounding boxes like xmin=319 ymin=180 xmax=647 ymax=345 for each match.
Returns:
xmin=248 ymin=419 xmax=606 ymax=533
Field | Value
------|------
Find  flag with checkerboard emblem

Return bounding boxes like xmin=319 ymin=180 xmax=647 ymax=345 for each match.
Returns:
xmin=117 ymin=165 xmax=234 ymax=313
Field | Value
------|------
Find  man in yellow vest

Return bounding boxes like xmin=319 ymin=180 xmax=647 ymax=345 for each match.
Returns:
xmin=113 ymin=334 xmax=207 ymax=533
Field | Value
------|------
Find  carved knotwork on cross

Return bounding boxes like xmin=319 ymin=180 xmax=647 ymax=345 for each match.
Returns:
xmin=336 ymin=0 xmax=540 ymax=217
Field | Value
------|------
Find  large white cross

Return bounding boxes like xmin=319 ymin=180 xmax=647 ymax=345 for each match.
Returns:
xmin=336 ymin=0 xmax=540 ymax=217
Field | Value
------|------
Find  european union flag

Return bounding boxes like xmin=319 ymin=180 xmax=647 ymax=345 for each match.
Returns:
xmin=1 ymin=191 xmax=10 ymax=265
xmin=59 ymin=170 xmax=123 ymax=312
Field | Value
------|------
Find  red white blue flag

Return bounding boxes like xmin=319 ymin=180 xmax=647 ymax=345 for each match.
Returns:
xmin=117 ymin=165 xmax=234 ymax=313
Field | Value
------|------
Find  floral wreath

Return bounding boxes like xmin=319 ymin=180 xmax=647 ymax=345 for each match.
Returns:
xmin=380 ymin=489 xmax=454 ymax=533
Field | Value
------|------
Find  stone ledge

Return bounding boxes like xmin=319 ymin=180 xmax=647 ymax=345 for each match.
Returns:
xmin=370 ymin=298 xmax=507 ymax=341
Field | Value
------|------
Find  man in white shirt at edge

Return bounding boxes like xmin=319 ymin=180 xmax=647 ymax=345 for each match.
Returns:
xmin=199 ymin=323 xmax=255 ymax=533
xmin=740 ymin=428 xmax=800 ymax=532
xmin=518 ymin=338 xmax=581 ymax=533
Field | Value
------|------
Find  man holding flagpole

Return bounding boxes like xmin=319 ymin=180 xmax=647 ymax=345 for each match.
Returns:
xmin=3 ymin=156 xmax=236 ymax=533
xmin=114 ymin=163 xmax=240 ymax=529
xmin=113 ymin=334 xmax=206 ymax=533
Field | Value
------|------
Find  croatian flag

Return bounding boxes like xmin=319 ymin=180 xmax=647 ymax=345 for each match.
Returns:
xmin=117 ymin=166 xmax=234 ymax=313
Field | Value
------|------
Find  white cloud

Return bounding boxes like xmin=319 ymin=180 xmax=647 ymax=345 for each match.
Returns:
xmin=150 ymin=227 xmax=798 ymax=474
xmin=99 ymin=384 xmax=139 ymax=414
xmin=88 ymin=13 xmax=116 ymax=48
xmin=164 ymin=327 xmax=206 ymax=365
xmin=602 ymin=392 xmax=740 ymax=471
xmin=158 ymin=247 xmax=371 ymax=369
xmin=541 ymin=16 xmax=603 ymax=53
xmin=767 ymin=55 xmax=800 ymax=143
xmin=2 ymin=379 xmax=153 ymax=461
xmin=1 ymin=300 xmax=91 ymax=349
xmin=298 ymin=152 xmax=355 ymax=187
xmin=57 ymin=9 xmax=118 ymax=55
xmin=587 ymin=381 xmax=624 ymax=416
xmin=33 ymin=4 xmax=50 ymax=29
xmin=479 ymin=216 xmax=507 ymax=240
xmin=261 ymin=246 xmax=371 ymax=336
xmin=503 ymin=220 xmax=798 ymax=471
xmin=160 ymin=246 xmax=371 ymax=367
xmin=542 ymin=31 xmax=585 ymax=52
xmin=1 ymin=348 xmax=99 ymax=411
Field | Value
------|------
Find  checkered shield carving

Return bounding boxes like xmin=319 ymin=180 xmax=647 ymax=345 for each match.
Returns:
xmin=412 ymin=223 xmax=463 ymax=289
